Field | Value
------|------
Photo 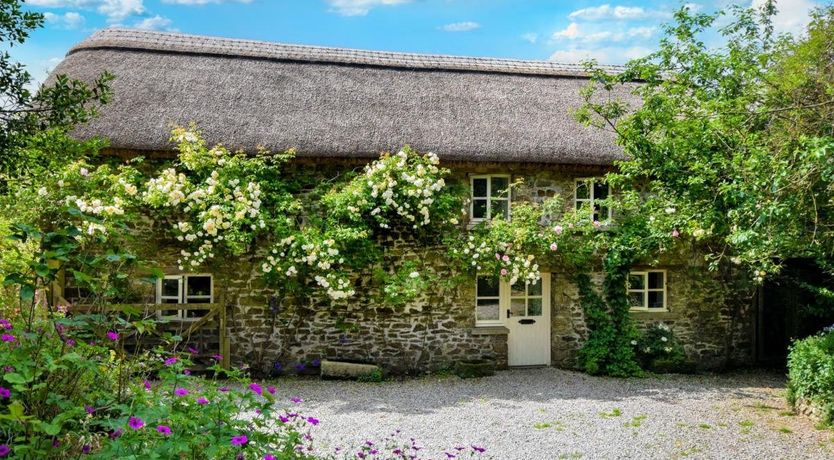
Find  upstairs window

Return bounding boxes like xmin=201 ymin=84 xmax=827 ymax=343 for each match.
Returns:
xmin=156 ymin=274 xmax=213 ymax=320
xmin=628 ymin=270 xmax=666 ymax=311
xmin=575 ymin=178 xmax=611 ymax=221
xmin=471 ymin=175 xmax=510 ymax=221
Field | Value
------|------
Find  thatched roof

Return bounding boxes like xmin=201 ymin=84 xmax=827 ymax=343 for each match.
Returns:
xmin=52 ymin=28 xmax=636 ymax=165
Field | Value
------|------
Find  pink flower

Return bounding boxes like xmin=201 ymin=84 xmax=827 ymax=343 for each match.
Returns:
xmin=1 ymin=334 xmax=15 ymax=343
xmin=593 ymin=220 xmax=601 ymax=228
xmin=174 ymin=388 xmax=188 ymax=397
xmin=553 ymin=225 xmax=563 ymax=235
xmin=267 ymin=386 xmax=276 ymax=395
xmin=494 ymin=253 xmax=501 ymax=260
xmin=0 ymin=387 xmax=10 ymax=399
xmin=106 ymin=331 xmax=119 ymax=341
xmin=128 ymin=417 xmax=144 ymax=430
xmin=157 ymin=425 xmax=172 ymax=436
xmin=164 ymin=357 xmax=177 ymax=366
xmin=79 ymin=167 xmax=89 ymax=176
xmin=230 ymin=435 xmax=248 ymax=446
xmin=501 ymin=255 xmax=510 ymax=262
xmin=500 ymin=268 xmax=508 ymax=276
xmin=248 ymin=383 xmax=263 ymax=395
xmin=672 ymin=229 xmax=680 ymax=238
xmin=549 ymin=243 xmax=558 ymax=251
xmin=197 ymin=397 xmax=209 ymax=405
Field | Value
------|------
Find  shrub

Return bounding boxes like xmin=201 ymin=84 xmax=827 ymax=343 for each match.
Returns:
xmin=787 ymin=327 xmax=834 ymax=424
xmin=635 ymin=323 xmax=690 ymax=373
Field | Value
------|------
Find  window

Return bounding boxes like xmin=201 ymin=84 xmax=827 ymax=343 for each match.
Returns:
xmin=509 ymin=278 xmax=543 ymax=317
xmin=575 ymin=178 xmax=611 ymax=221
xmin=628 ymin=270 xmax=666 ymax=311
xmin=156 ymin=274 xmax=213 ymax=320
xmin=471 ymin=175 xmax=510 ymax=221
xmin=475 ymin=275 xmax=501 ymax=325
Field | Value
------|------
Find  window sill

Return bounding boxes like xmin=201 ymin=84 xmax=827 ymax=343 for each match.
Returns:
xmin=630 ymin=309 xmax=676 ymax=319
xmin=470 ymin=325 xmax=510 ymax=335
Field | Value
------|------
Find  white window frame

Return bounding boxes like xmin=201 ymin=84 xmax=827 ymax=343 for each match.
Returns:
xmin=155 ymin=274 xmax=213 ymax=320
xmin=574 ymin=177 xmax=613 ymax=222
xmin=627 ymin=270 xmax=667 ymax=312
xmin=470 ymin=174 xmax=511 ymax=222
xmin=475 ymin=273 xmax=550 ymax=326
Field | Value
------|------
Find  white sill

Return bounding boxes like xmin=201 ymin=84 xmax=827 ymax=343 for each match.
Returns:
xmin=629 ymin=308 xmax=669 ymax=313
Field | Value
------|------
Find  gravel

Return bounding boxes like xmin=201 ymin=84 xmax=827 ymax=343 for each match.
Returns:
xmin=268 ymin=368 xmax=832 ymax=459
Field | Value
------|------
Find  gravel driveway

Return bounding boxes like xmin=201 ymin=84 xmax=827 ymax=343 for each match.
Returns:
xmin=271 ymin=368 xmax=832 ymax=459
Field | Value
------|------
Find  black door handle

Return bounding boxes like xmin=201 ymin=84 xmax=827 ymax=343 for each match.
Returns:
xmin=506 ymin=309 xmax=512 ymax=318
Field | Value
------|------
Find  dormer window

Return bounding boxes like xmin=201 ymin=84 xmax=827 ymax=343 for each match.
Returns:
xmin=471 ymin=175 xmax=510 ymax=222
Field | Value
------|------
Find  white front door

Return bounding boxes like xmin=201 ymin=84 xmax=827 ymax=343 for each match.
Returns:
xmin=504 ymin=273 xmax=551 ymax=366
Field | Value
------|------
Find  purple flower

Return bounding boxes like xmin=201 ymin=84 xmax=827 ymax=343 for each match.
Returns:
xmin=230 ymin=435 xmax=248 ymax=446
xmin=196 ymin=397 xmax=209 ymax=405
xmin=0 ymin=319 xmax=11 ymax=329
xmin=306 ymin=416 xmax=319 ymax=425
xmin=294 ymin=363 xmax=306 ymax=371
xmin=143 ymin=380 xmax=152 ymax=391
xmin=471 ymin=445 xmax=486 ymax=453
xmin=267 ymin=386 xmax=276 ymax=395
xmin=65 ymin=338 xmax=76 ymax=347
xmin=0 ymin=445 xmax=10 ymax=457
xmin=85 ymin=405 xmax=95 ymax=414
xmin=1 ymin=334 xmax=15 ymax=343
xmin=311 ymin=359 xmax=321 ymax=367
xmin=248 ymin=383 xmax=263 ymax=395
xmin=0 ymin=387 xmax=10 ymax=399
xmin=164 ymin=357 xmax=177 ymax=366
xmin=279 ymin=415 xmax=289 ymax=423
xmin=174 ymin=388 xmax=188 ymax=397
xmin=52 ymin=439 xmax=61 ymax=448
xmin=183 ymin=369 xmax=191 ymax=376
xmin=219 ymin=386 xmax=230 ymax=392
xmin=212 ymin=354 xmax=223 ymax=361
xmin=188 ymin=347 xmax=199 ymax=355
xmin=128 ymin=417 xmax=144 ymax=430
xmin=106 ymin=331 xmax=119 ymax=341
xmin=265 ymin=455 xmax=276 ymax=460
xmin=110 ymin=428 xmax=123 ymax=439
xmin=157 ymin=425 xmax=172 ymax=436
xmin=290 ymin=396 xmax=303 ymax=404
xmin=273 ymin=361 xmax=283 ymax=370
xmin=82 ymin=445 xmax=91 ymax=454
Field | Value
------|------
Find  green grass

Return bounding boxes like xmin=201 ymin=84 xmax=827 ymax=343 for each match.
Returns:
xmin=558 ymin=453 xmax=583 ymax=459
xmin=624 ymin=415 xmax=647 ymax=428
xmin=698 ymin=423 xmax=712 ymax=430
xmin=533 ymin=422 xmax=552 ymax=429
xmin=600 ymin=408 xmax=623 ymax=418
xmin=738 ymin=419 xmax=755 ymax=434
xmin=779 ymin=427 xmax=793 ymax=434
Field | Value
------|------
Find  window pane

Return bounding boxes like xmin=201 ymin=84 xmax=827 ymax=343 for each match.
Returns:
xmin=472 ymin=199 xmax=487 ymax=219
xmin=476 ymin=299 xmax=499 ymax=322
xmin=511 ymin=281 xmax=526 ymax=298
xmin=576 ymin=181 xmax=589 ymax=199
xmin=528 ymin=298 xmax=542 ymax=316
xmin=476 ymin=276 xmax=499 ymax=297
xmin=628 ymin=274 xmax=645 ymax=290
xmin=593 ymin=181 xmax=609 ymax=200
xmin=187 ymin=276 xmax=211 ymax=297
xmin=629 ymin=292 xmax=645 ymax=308
xmin=162 ymin=279 xmax=180 ymax=297
xmin=473 ymin=178 xmax=488 ymax=197
xmin=648 ymin=291 xmax=664 ymax=309
xmin=597 ymin=206 xmax=610 ymax=220
xmin=161 ymin=298 xmax=180 ymax=304
xmin=185 ymin=309 xmax=208 ymax=318
xmin=510 ymin=298 xmax=526 ymax=317
xmin=648 ymin=272 xmax=664 ymax=289
xmin=528 ymin=278 xmax=542 ymax=296
xmin=491 ymin=199 xmax=509 ymax=220
xmin=491 ymin=177 xmax=509 ymax=198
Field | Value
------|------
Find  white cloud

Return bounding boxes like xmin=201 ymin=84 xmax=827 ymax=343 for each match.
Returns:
xmin=552 ymin=23 xmax=656 ymax=43
xmin=131 ymin=14 xmax=174 ymax=31
xmin=553 ymin=22 xmax=581 ymax=39
xmin=440 ymin=21 xmax=480 ymax=32
xmin=549 ymin=45 xmax=651 ymax=64
xmin=161 ymin=0 xmax=252 ymax=4
xmin=27 ymin=0 xmax=144 ymax=22
xmin=326 ymin=0 xmax=411 ymax=16
xmin=752 ymin=0 xmax=816 ymax=35
xmin=521 ymin=32 xmax=538 ymax=44
xmin=568 ymin=4 xmax=671 ymax=21
xmin=43 ymin=11 xmax=86 ymax=29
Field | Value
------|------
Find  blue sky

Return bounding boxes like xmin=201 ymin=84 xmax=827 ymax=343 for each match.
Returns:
xmin=18 ymin=0 xmax=819 ymax=85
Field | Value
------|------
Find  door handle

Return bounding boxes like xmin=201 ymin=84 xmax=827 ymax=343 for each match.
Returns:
xmin=506 ymin=309 xmax=512 ymax=318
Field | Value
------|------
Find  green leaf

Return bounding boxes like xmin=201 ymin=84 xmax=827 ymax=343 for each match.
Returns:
xmin=4 ymin=373 xmax=30 ymax=385
xmin=19 ymin=284 xmax=35 ymax=301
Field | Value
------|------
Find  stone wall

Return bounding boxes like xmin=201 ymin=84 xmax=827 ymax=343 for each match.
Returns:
xmin=94 ymin=160 xmax=755 ymax=373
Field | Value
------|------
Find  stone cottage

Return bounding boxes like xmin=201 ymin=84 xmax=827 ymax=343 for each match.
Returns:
xmin=50 ymin=28 xmax=754 ymax=373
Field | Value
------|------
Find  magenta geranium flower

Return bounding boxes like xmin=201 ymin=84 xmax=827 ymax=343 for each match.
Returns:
xmin=278 ymin=415 xmax=289 ymax=423
xmin=0 ymin=444 xmax=9 ymax=457
xmin=267 ymin=385 xmax=276 ymax=395
xmin=248 ymin=383 xmax=262 ymax=395
xmin=106 ymin=331 xmax=119 ymax=341
xmin=85 ymin=405 xmax=95 ymax=414
xmin=188 ymin=346 xmax=199 ymax=355
xmin=143 ymin=380 xmax=152 ymax=391
xmin=0 ymin=319 xmax=11 ymax=329
xmin=219 ymin=386 xmax=230 ymax=392
xmin=290 ymin=396 xmax=303 ymax=404
xmin=264 ymin=455 xmax=276 ymax=460
xmin=1 ymin=334 xmax=15 ymax=343
xmin=164 ymin=357 xmax=177 ymax=366
xmin=230 ymin=435 xmax=248 ymax=446
xmin=306 ymin=416 xmax=319 ymax=425
xmin=196 ymin=397 xmax=209 ymax=405
xmin=0 ymin=387 xmax=10 ymax=399
xmin=109 ymin=428 xmax=123 ymax=439
xmin=174 ymin=388 xmax=189 ymax=396
xmin=128 ymin=417 xmax=144 ymax=430
xmin=65 ymin=338 xmax=76 ymax=347
xmin=212 ymin=354 xmax=223 ymax=361
xmin=157 ymin=425 xmax=172 ymax=436
xmin=471 ymin=445 xmax=486 ymax=453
